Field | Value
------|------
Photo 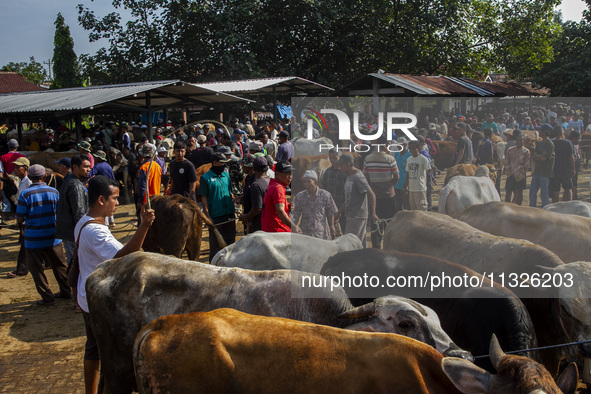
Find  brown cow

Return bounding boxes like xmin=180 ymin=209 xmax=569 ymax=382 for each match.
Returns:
xmin=142 ymin=194 xmax=225 ymax=260
xmin=431 ymin=140 xmax=457 ymax=170
xmin=27 ymin=151 xmax=76 ymax=172
xmin=133 ymin=309 xmax=578 ymax=394
xmin=195 ymin=163 xmax=212 ymax=193
xmin=444 ymin=163 xmax=497 ymax=185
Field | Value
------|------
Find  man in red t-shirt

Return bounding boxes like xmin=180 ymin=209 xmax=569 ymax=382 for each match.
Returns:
xmin=261 ymin=161 xmax=302 ymax=233
xmin=1 ymin=139 xmax=26 ymax=177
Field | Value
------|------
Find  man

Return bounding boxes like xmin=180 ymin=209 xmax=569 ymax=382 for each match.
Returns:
xmin=404 ymin=141 xmax=432 ymax=211
xmin=219 ymin=145 xmax=244 ymax=197
xmin=337 ymin=153 xmax=378 ymax=247
xmin=198 ymin=152 xmax=236 ymax=261
xmin=55 ymin=157 xmax=72 ymax=178
xmin=76 ymin=175 xmax=155 ymax=394
xmin=319 ymin=148 xmax=348 ymax=235
xmin=550 ymin=125 xmax=575 ymax=203
xmin=136 ymin=145 xmax=161 ymax=214
xmin=7 ymin=157 xmax=32 ymax=278
xmin=454 ymin=123 xmax=473 ymax=165
xmin=275 ymin=130 xmax=294 ymax=162
xmin=529 ymin=124 xmax=554 ymax=208
xmin=188 ymin=134 xmax=215 ymax=170
xmin=1 ymin=138 xmax=26 ymax=176
xmin=363 ymin=139 xmax=399 ymax=248
xmin=155 ymin=146 xmax=169 ymax=190
xmin=16 ymin=164 xmax=69 ymax=305
xmin=239 ymin=156 xmax=270 ymax=233
xmin=394 ymin=137 xmax=411 ymax=212
xmin=505 ymin=133 xmax=531 ymax=205
xmin=475 ymin=127 xmax=494 ymax=165
xmin=56 ymin=154 xmax=91 ymax=270
xmin=480 ymin=114 xmax=498 ymax=134
xmin=89 ymin=150 xmax=115 ymax=180
xmin=292 ymin=170 xmax=338 ymax=240
xmin=261 ymin=160 xmax=301 ymax=234
xmin=78 ymin=141 xmax=95 ymax=169
xmin=169 ymin=141 xmax=198 ymax=200
xmin=259 ymin=132 xmax=276 ymax=159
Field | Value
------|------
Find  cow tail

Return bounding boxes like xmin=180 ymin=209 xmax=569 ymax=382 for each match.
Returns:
xmin=194 ymin=205 xmax=228 ymax=249
xmin=133 ymin=325 xmax=155 ymax=392
xmin=438 ymin=187 xmax=453 ymax=214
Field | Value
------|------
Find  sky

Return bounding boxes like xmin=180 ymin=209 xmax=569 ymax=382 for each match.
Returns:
xmin=0 ymin=0 xmax=588 ymax=72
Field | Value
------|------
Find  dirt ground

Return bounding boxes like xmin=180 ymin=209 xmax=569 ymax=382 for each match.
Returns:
xmin=0 ymin=168 xmax=590 ymax=393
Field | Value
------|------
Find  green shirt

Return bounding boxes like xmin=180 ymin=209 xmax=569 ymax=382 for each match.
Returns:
xmin=198 ymin=170 xmax=235 ymax=218
xmin=533 ymin=139 xmax=554 ymax=178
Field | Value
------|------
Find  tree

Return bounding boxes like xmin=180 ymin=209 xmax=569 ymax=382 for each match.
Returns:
xmin=1 ymin=57 xmax=47 ymax=84
xmin=52 ymin=12 xmax=81 ymax=89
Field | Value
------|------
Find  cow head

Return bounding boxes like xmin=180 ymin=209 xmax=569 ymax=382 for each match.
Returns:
xmin=340 ymin=296 xmax=472 ymax=361
xmin=442 ymin=335 xmax=578 ymax=394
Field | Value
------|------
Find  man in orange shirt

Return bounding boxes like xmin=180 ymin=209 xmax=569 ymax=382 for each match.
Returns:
xmin=136 ymin=145 xmax=161 ymax=215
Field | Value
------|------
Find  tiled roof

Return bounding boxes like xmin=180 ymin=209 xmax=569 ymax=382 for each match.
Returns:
xmin=0 ymin=72 xmax=44 ymax=94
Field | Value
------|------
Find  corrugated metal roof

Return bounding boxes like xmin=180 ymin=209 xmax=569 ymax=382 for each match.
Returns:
xmin=195 ymin=77 xmax=333 ymax=95
xmin=445 ymin=76 xmax=494 ymax=96
xmin=370 ymin=74 xmax=442 ymax=95
xmin=458 ymin=78 xmax=545 ymax=96
xmin=0 ymin=80 xmax=250 ymax=115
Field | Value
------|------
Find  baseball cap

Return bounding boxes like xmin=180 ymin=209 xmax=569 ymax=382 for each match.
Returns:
xmin=28 ymin=164 xmax=45 ymax=177
xmin=253 ymin=156 xmax=269 ymax=170
xmin=279 ymin=130 xmax=289 ymax=139
xmin=197 ymin=135 xmax=207 ymax=143
xmin=13 ymin=157 xmax=30 ymax=167
xmin=233 ymin=128 xmax=245 ymax=135
xmin=216 ymin=128 xmax=225 ymax=135
xmin=55 ymin=158 xmax=72 ymax=168
xmin=336 ymin=153 xmax=355 ymax=165
xmin=212 ymin=152 xmax=231 ymax=163
xmin=217 ymin=146 xmax=232 ymax=155
xmin=157 ymin=146 xmax=167 ymax=153
xmin=275 ymin=160 xmax=293 ymax=173
xmin=7 ymin=139 xmax=19 ymax=149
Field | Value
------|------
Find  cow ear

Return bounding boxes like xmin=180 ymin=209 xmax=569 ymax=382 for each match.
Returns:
xmin=556 ymin=362 xmax=578 ymax=394
xmin=441 ymin=357 xmax=492 ymax=394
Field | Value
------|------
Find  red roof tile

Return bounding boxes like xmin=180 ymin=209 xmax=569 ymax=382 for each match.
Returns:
xmin=0 ymin=72 xmax=44 ymax=94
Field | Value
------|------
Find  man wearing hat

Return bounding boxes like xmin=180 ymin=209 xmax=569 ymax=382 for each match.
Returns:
xmin=169 ymin=141 xmax=198 ymax=200
xmin=55 ymin=157 xmax=72 ymax=178
xmin=78 ymin=141 xmax=95 ymax=169
xmin=336 ymin=153 xmax=378 ymax=247
xmin=218 ymin=145 xmax=244 ymax=196
xmin=6 ymin=157 xmax=32 ymax=278
xmin=136 ymin=145 xmax=161 ymax=216
xmin=239 ymin=156 xmax=270 ymax=233
xmin=90 ymin=150 xmax=115 ymax=180
xmin=188 ymin=134 xmax=215 ymax=170
xmin=1 ymin=138 xmax=26 ymax=177
xmin=261 ymin=161 xmax=302 ymax=234
xmin=292 ymin=170 xmax=338 ymax=240
xmin=275 ymin=130 xmax=293 ymax=162
xmin=16 ymin=164 xmax=70 ymax=305
xmin=198 ymin=152 xmax=236 ymax=261
xmin=233 ymin=128 xmax=246 ymax=157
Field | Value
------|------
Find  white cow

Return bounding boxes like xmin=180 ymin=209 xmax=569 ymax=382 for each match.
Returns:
xmin=293 ymin=137 xmax=333 ymax=157
xmin=213 ymin=232 xmax=362 ymax=273
xmin=543 ymin=201 xmax=591 ymax=217
xmin=438 ymin=175 xmax=500 ymax=218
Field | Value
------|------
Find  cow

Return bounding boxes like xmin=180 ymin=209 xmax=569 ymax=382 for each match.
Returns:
xmin=443 ymin=163 xmax=497 ymax=185
xmin=543 ymin=200 xmax=591 ymax=218
xmin=212 ymin=232 xmax=362 ymax=273
xmin=291 ymin=155 xmax=331 ymax=194
xmin=89 ymin=251 xmax=465 ymax=393
xmin=292 ymin=136 xmax=333 ymax=157
xmin=431 ymin=140 xmax=457 ymax=170
xmin=458 ymin=201 xmax=591 ymax=263
xmin=383 ymin=210 xmax=591 ymax=374
xmin=106 ymin=147 xmax=130 ymax=203
xmin=26 ymin=151 xmax=76 ymax=172
xmin=321 ymin=249 xmax=537 ymax=372
xmin=195 ymin=162 xmax=212 ymax=193
xmin=133 ymin=309 xmax=577 ymax=394
xmin=438 ymin=175 xmax=500 ymax=218
xmin=142 ymin=194 xmax=225 ymax=260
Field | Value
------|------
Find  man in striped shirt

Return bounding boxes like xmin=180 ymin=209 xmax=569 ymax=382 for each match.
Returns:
xmin=16 ymin=164 xmax=69 ymax=306
xmin=363 ymin=140 xmax=399 ymax=248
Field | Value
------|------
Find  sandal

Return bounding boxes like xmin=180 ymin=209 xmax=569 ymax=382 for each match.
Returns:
xmin=6 ymin=272 xmax=20 ymax=278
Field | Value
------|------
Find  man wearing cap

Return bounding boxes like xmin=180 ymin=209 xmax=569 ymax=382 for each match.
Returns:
xmin=219 ymin=145 xmax=244 ymax=196
xmin=169 ymin=141 xmax=198 ymax=200
xmin=530 ymin=124 xmax=555 ymax=208
xmin=198 ymin=152 xmax=236 ymax=261
xmin=292 ymin=170 xmax=338 ymax=240
xmin=337 ymin=153 xmax=378 ymax=247
xmin=6 ymin=157 xmax=32 ymax=278
xmin=16 ymin=164 xmax=69 ymax=305
xmin=233 ymin=128 xmax=246 ymax=157
xmin=136 ymin=145 xmax=161 ymax=215
xmin=56 ymin=158 xmax=72 ymax=178
xmin=261 ymin=160 xmax=301 ymax=234
xmin=56 ymin=154 xmax=91 ymax=275
xmin=155 ymin=146 xmax=169 ymax=189
xmin=239 ymin=156 xmax=270 ymax=233
xmin=275 ymin=130 xmax=294 ymax=162
xmin=78 ymin=141 xmax=95 ymax=169
xmin=189 ymin=134 xmax=215 ymax=170
xmin=1 ymin=139 xmax=26 ymax=177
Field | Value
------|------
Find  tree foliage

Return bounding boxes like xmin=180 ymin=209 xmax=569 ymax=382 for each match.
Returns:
xmin=77 ymin=0 xmax=561 ymax=87
xmin=1 ymin=57 xmax=48 ymax=84
xmin=52 ymin=12 xmax=82 ymax=89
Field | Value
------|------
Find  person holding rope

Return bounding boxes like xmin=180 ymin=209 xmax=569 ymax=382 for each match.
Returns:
xmin=198 ymin=152 xmax=236 ymax=262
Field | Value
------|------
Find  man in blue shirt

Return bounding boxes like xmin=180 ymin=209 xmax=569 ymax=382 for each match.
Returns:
xmin=16 ymin=164 xmax=69 ymax=306
xmin=275 ymin=131 xmax=294 ymax=162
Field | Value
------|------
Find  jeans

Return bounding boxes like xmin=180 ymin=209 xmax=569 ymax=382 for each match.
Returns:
xmin=529 ymin=175 xmax=550 ymax=208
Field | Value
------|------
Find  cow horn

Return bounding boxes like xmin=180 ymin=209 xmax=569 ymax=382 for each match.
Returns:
xmin=535 ymin=265 xmax=555 ymax=274
xmin=489 ymin=334 xmax=506 ymax=370
xmin=338 ymin=302 xmax=376 ymax=319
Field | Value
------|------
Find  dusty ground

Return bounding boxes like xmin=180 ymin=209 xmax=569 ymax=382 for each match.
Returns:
xmin=0 ymin=168 xmax=589 ymax=393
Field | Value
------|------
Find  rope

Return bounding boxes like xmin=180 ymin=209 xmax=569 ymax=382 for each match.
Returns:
xmin=371 ymin=218 xmax=391 ymax=236
xmin=472 ymin=339 xmax=591 ymax=360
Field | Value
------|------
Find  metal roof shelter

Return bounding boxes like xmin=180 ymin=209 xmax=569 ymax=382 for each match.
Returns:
xmin=196 ymin=77 xmax=333 ymax=121
xmin=0 ymin=79 xmax=250 ymax=143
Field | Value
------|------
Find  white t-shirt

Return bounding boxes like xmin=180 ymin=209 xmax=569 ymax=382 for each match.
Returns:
xmin=406 ymin=154 xmax=431 ymax=192
xmin=75 ymin=215 xmax=123 ymax=313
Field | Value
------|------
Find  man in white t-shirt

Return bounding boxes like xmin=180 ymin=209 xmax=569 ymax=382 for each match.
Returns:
xmin=404 ymin=141 xmax=432 ymax=211
xmin=74 ymin=175 xmax=155 ymax=394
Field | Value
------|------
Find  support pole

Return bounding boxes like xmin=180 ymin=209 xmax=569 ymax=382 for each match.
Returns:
xmin=75 ymin=113 xmax=82 ymax=142
xmin=16 ymin=115 xmax=23 ymax=148
xmin=146 ymin=92 xmax=153 ymax=143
